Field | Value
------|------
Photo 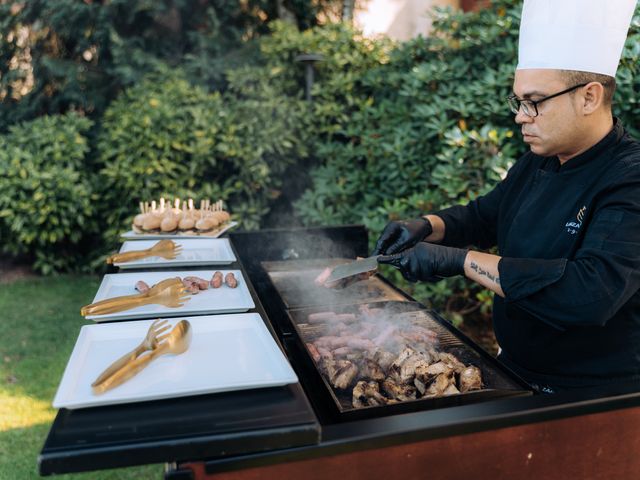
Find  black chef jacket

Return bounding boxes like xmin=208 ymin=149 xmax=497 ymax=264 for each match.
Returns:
xmin=435 ymin=119 xmax=640 ymax=389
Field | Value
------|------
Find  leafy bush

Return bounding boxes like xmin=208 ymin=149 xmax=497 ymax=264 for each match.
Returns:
xmin=95 ymin=68 xmax=310 ymax=252
xmin=293 ymin=0 xmax=640 ymax=321
xmin=0 ymin=113 xmax=94 ymax=274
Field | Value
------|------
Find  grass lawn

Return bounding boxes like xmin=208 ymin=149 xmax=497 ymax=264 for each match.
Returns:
xmin=0 ymin=276 xmax=163 ymax=479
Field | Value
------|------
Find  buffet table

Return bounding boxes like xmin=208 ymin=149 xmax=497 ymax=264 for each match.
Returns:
xmin=38 ymin=226 xmax=640 ymax=479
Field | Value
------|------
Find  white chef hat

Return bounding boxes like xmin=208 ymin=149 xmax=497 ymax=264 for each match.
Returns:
xmin=517 ymin=0 xmax=637 ymax=77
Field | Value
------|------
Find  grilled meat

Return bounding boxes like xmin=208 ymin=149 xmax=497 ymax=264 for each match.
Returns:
xmin=359 ymin=358 xmax=386 ymax=382
xmin=352 ymin=380 xmax=368 ymax=408
xmin=364 ymin=381 xmax=387 ymax=406
xmin=438 ymin=352 xmax=466 ymax=374
xmin=184 ymin=276 xmax=208 ymax=290
xmin=135 ymin=280 xmax=150 ymax=294
xmin=352 ymin=380 xmax=387 ymax=408
xmin=331 ymin=360 xmax=359 ymax=390
xmin=302 ymin=306 xmax=484 ymax=409
xmin=425 ymin=373 xmax=454 ymax=397
xmin=382 ymin=377 xmax=417 ymax=401
xmin=307 ymin=342 xmax=321 ymax=363
xmin=225 ymin=272 xmax=238 ymax=288
xmin=374 ymin=350 xmax=396 ymax=371
xmin=210 ymin=271 xmax=223 ymax=288
xmin=398 ymin=353 xmax=432 ymax=384
xmin=182 ymin=279 xmax=200 ymax=294
xmin=459 ymin=366 xmax=482 ymax=393
xmin=443 ymin=383 xmax=461 ymax=396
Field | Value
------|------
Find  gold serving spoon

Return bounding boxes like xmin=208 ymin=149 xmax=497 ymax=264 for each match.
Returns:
xmin=80 ymin=278 xmax=190 ymax=316
xmin=106 ymin=240 xmax=182 ymax=264
xmin=92 ymin=320 xmax=192 ymax=395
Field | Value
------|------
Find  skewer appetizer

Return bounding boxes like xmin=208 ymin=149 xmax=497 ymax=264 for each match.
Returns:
xmin=131 ymin=197 xmax=232 ymax=236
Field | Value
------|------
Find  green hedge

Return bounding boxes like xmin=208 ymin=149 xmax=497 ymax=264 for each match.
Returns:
xmin=1 ymin=0 xmax=638 ymax=328
xmin=94 ymin=67 xmax=310 ymax=256
xmin=292 ymin=0 xmax=640 ymax=320
xmin=0 ymin=113 xmax=95 ymax=274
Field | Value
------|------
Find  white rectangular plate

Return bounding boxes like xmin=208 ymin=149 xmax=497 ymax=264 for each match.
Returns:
xmin=120 ymin=221 xmax=238 ymax=240
xmin=86 ymin=270 xmax=254 ymax=322
xmin=53 ymin=314 xmax=298 ymax=409
xmin=115 ymin=239 xmax=236 ymax=269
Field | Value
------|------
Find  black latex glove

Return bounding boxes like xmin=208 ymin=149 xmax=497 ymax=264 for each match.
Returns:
xmin=378 ymin=242 xmax=468 ymax=283
xmin=372 ymin=217 xmax=433 ymax=256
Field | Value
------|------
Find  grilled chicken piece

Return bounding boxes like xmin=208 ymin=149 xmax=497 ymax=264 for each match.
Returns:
xmin=331 ymin=360 xmax=359 ymax=390
xmin=364 ymin=381 xmax=388 ymax=406
xmin=320 ymin=357 xmax=337 ymax=380
xmin=359 ymin=358 xmax=386 ymax=382
xmin=425 ymin=373 xmax=454 ymax=397
xmin=374 ymin=350 xmax=396 ymax=371
xmin=382 ymin=378 xmax=417 ymax=401
xmin=352 ymin=380 xmax=368 ymax=408
xmin=459 ymin=366 xmax=482 ymax=393
xmin=438 ymin=352 xmax=466 ymax=374
xmin=390 ymin=346 xmax=417 ymax=371
xmin=443 ymin=383 xmax=461 ymax=396
xmin=398 ymin=353 xmax=432 ymax=384
xmin=415 ymin=361 xmax=454 ymax=384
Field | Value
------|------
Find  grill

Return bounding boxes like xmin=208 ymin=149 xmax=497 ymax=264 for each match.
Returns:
xmin=231 ymin=226 xmax=531 ymax=423
xmin=263 ymin=259 xmax=407 ymax=309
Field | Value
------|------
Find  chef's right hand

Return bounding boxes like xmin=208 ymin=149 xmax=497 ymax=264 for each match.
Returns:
xmin=372 ymin=217 xmax=433 ymax=256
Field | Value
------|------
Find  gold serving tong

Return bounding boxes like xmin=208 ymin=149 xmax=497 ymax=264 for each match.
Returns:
xmin=91 ymin=319 xmax=172 ymax=387
xmin=92 ymin=319 xmax=192 ymax=395
xmin=80 ymin=278 xmax=190 ymax=317
xmin=106 ymin=239 xmax=182 ymax=264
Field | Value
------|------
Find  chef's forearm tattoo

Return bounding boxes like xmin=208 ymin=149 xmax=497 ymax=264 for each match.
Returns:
xmin=470 ymin=261 xmax=500 ymax=285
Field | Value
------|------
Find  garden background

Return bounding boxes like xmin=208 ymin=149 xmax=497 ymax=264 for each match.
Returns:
xmin=0 ymin=0 xmax=639 ymax=478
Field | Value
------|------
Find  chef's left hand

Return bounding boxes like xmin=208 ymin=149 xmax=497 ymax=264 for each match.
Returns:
xmin=378 ymin=242 xmax=468 ymax=282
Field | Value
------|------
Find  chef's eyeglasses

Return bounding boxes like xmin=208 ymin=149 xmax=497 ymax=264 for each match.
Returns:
xmin=507 ymin=83 xmax=588 ymax=117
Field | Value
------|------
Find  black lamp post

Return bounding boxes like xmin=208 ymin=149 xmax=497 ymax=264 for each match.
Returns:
xmin=294 ymin=53 xmax=324 ymax=102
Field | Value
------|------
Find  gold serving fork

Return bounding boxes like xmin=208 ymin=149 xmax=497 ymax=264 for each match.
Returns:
xmin=92 ymin=320 xmax=192 ymax=395
xmin=106 ymin=240 xmax=182 ymax=264
xmin=91 ymin=319 xmax=171 ymax=387
xmin=80 ymin=278 xmax=190 ymax=316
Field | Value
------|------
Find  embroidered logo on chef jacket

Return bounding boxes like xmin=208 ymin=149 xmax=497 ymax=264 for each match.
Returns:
xmin=565 ymin=206 xmax=587 ymax=235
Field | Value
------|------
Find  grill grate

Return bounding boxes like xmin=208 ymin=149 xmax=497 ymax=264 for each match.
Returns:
xmin=257 ymin=257 xmax=531 ymax=419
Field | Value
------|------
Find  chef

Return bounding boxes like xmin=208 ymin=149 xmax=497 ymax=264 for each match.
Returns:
xmin=373 ymin=0 xmax=640 ymax=392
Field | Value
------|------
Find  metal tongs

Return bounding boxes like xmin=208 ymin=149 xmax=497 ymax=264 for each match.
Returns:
xmin=106 ymin=239 xmax=182 ymax=264
xmin=80 ymin=277 xmax=190 ymax=316
xmin=91 ymin=319 xmax=192 ymax=394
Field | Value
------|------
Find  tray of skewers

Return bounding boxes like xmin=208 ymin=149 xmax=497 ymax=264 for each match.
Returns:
xmin=121 ymin=197 xmax=237 ymax=239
